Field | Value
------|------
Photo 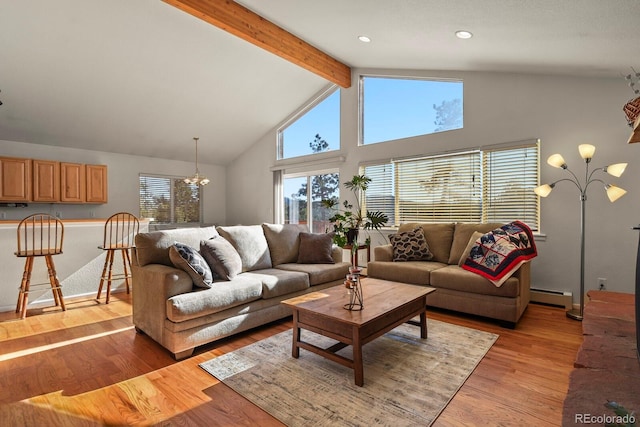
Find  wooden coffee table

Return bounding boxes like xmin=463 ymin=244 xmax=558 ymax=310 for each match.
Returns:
xmin=281 ymin=278 xmax=436 ymax=386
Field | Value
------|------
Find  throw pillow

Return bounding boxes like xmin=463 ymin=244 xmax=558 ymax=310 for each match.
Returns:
xmin=200 ymin=237 xmax=243 ymax=280
xmin=169 ymin=242 xmax=213 ymax=288
xmin=297 ymin=232 xmax=335 ymax=264
xmin=216 ymin=225 xmax=272 ymax=272
xmin=389 ymin=227 xmax=434 ymax=262
xmin=458 ymin=231 xmax=485 ymax=266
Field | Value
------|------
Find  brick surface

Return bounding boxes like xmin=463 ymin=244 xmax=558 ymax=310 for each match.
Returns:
xmin=562 ymin=291 xmax=639 ymax=427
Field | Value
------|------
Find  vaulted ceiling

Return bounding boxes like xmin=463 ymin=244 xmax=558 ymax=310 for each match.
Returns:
xmin=1 ymin=0 xmax=639 ymax=165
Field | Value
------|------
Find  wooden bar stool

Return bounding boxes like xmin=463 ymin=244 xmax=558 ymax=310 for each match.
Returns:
xmin=15 ymin=213 xmax=66 ymax=319
xmin=97 ymin=212 xmax=139 ymax=304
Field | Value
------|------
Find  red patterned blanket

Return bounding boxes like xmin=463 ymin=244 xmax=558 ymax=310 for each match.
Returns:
xmin=461 ymin=221 xmax=537 ymax=287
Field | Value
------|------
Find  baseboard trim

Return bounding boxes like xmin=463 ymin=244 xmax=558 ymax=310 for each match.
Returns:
xmin=530 ymin=288 xmax=572 ymax=310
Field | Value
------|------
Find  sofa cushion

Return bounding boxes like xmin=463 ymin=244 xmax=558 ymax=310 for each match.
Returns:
xmin=430 ymin=265 xmax=519 ymax=298
xmin=200 ymin=237 xmax=243 ymax=280
xmin=262 ymin=223 xmax=309 ymax=265
xmin=216 ymin=225 xmax=272 ymax=272
xmin=298 ymin=232 xmax=335 ymax=264
xmin=389 ymin=227 xmax=434 ymax=262
xmin=398 ymin=223 xmax=455 ymax=264
xmin=242 ymin=269 xmax=310 ymax=299
xmin=366 ymin=260 xmax=447 ymax=286
xmin=166 ymin=275 xmax=263 ymax=322
xmin=135 ymin=226 xmax=219 ymax=267
xmin=448 ymin=223 xmax=504 ymax=265
xmin=277 ymin=262 xmax=350 ymax=286
xmin=458 ymin=231 xmax=485 ymax=266
xmin=169 ymin=243 xmax=214 ymax=288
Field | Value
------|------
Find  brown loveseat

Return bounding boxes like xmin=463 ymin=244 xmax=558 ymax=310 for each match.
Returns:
xmin=367 ymin=223 xmax=531 ymax=326
xmin=131 ymin=224 xmax=350 ymax=359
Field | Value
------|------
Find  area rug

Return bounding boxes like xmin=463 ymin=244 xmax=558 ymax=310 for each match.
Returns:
xmin=200 ymin=319 xmax=498 ymax=426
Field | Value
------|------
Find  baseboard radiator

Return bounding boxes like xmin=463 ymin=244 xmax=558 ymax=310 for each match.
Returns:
xmin=530 ymin=288 xmax=573 ymax=310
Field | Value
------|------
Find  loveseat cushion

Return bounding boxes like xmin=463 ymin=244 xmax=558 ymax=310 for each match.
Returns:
xmin=168 ymin=243 xmax=214 ymax=288
xmin=242 ymin=269 xmax=310 ymax=299
xmin=200 ymin=237 xmax=242 ymax=280
xmin=262 ymin=223 xmax=309 ymax=265
xmin=448 ymin=223 xmax=503 ymax=265
xmin=430 ymin=265 xmax=519 ymax=298
xmin=297 ymin=232 xmax=335 ymax=264
xmin=135 ymin=226 xmax=220 ymax=267
xmin=217 ymin=225 xmax=272 ymax=272
xmin=166 ymin=275 xmax=263 ymax=322
xmin=276 ymin=262 xmax=350 ymax=286
xmin=397 ymin=223 xmax=455 ymax=264
xmin=366 ymin=260 xmax=447 ymax=286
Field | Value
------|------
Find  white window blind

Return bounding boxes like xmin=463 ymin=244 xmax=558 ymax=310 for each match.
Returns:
xmin=482 ymin=142 xmax=539 ymax=229
xmin=395 ymin=152 xmax=481 ymax=223
xmin=361 ymin=163 xmax=395 ymax=225
xmin=358 ymin=140 xmax=539 ymax=230
xmin=139 ymin=175 xmax=201 ymax=224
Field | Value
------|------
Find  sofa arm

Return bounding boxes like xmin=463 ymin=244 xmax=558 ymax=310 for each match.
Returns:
xmin=374 ymin=244 xmax=393 ymax=262
xmin=131 ymin=263 xmax=193 ymax=346
xmin=514 ymin=261 xmax=531 ymax=303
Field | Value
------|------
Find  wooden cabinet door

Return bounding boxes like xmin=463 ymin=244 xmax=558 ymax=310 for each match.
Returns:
xmin=32 ymin=159 xmax=60 ymax=202
xmin=86 ymin=164 xmax=108 ymax=203
xmin=61 ymin=162 xmax=85 ymax=202
xmin=0 ymin=157 xmax=31 ymax=201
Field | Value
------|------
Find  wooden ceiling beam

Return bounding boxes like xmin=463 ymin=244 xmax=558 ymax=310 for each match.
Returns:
xmin=163 ymin=0 xmax=352 ymax=88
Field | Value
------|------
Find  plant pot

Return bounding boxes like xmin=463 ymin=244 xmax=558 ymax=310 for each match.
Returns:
xmin=346 ymin=228 xmax=359 ymax=245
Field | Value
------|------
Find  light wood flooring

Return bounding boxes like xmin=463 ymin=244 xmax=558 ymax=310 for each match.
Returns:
xmin=0 ymin=292 xmax=583 ymax=426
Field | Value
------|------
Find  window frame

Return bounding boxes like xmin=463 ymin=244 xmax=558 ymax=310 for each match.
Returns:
xmin=358 ymin=74 xmax=464 ymax=146
xmin=139 ymin=173 xmax=203 ymax=227
xmin=280 ymin=168 xmax=340 ymax=233
xmin=277 ymin=85 xmax=341 ymax=161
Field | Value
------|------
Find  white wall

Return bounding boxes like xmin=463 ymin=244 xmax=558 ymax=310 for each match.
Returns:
xmin=226 ymin=70 xmax=640 ymax=303
xmin=0 ymin=140 xmax=226 ymax=311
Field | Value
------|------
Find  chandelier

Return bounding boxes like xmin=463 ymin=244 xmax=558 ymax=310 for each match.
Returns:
xmin=183 ymin=137 xmax=210 ymax=186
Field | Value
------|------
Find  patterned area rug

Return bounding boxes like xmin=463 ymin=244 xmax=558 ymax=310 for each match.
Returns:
xmin=200 ymin=319 xmax=498 ymax=426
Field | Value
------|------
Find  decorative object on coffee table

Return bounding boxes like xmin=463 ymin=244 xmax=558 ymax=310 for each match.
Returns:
xmin=534 ymin=144 xmax=628 ymax=320
xmin=344 ymin=266 xmax=364 ymax=310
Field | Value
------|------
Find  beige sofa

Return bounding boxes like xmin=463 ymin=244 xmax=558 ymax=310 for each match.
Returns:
xmin=367 ymin=223 xmax=531 ymax=326
xmin=131 ymin=224 xmax=350 ymax=359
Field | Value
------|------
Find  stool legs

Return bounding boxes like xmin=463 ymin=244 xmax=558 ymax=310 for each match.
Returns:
xmin=97 ymin=249 xmax=132 ymax=304
xmin=16 ymin=256 xmax=65 ymax=319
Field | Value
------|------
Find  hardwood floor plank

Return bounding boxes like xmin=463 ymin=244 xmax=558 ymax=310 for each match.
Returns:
xmin=0 ymin=293 xmax=582 ymax=426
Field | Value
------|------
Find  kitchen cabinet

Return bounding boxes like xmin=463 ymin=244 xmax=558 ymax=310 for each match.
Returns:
xmin=0 ymin=157 xmax=31 ymax=202
xmin=32 ymin=159 xmax=60 ymax=202
xmin=60 ymin=162 xmax=86 ymax=203
xmin=86 ymin=164 xmax=108 ymax=203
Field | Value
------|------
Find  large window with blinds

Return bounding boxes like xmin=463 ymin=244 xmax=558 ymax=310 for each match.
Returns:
xmin=139 ymin=174 xmax=202 ymax=225
xmin=361 ymin=140 xmax=540 ymax=230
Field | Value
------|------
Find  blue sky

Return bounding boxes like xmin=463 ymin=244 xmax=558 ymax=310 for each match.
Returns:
xmin=281 ymin=77 xmax=463 ymax=159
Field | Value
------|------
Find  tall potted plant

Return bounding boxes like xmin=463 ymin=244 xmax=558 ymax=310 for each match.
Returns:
xmin=321 ymin=174 xmax=389 ymax=247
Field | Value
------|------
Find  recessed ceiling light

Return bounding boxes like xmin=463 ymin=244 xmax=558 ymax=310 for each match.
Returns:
xmin=358 ymin=35 xmax=371 ymax=43
xmin=455 ymin=30 xmax=473 ymax=39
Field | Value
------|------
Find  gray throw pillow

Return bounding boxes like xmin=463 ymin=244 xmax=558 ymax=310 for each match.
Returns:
xmin=169 ymin=242 xmax=213 ymax=288
xmin=389 ymin=227 xmax=434 ymax=262
xmin=297 ymin=232 xmax=335 ymax=264
xmin=200 ymin=237 xmax=243 ymax=280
